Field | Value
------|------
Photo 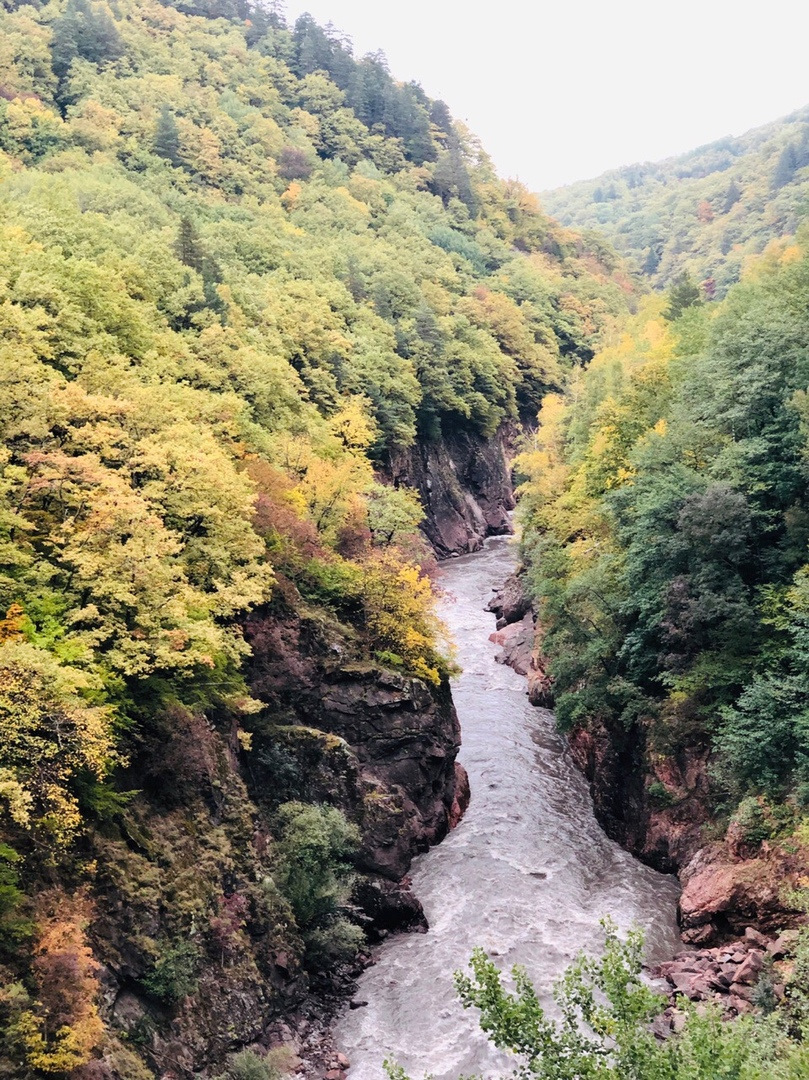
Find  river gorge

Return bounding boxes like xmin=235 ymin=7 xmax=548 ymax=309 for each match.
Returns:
xmin=332 ymin=538 xmax=682 ymax=1079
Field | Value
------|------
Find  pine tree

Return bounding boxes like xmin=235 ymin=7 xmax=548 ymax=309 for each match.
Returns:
xmin=175 ymin=217 xmax=205 ymax=272
xmin=663 ymin=272 xmax=703 ymax=321
xmin=773 ymin=143 xmax=798 ymax=190
xmin=51 ymin=0 xmax=123 ymax=81
xmin=723 ymin=179 xmax=741 ymax=213
xmin=153 ymin=105 xmax=182 ymax=166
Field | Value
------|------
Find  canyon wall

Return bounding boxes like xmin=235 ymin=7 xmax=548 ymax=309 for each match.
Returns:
xmin=489 ymin=574 xmax=807 ymax=947
xmin=388 ymin=425 xmax=516 ymax=557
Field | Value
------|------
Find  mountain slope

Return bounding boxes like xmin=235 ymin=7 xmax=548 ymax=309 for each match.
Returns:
xmin=543 ymin=105 xmax=809 ymax=295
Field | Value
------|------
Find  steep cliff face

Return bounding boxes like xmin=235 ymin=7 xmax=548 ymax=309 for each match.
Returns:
xmin=566 ymin=718 xmax=807 ymax=942
xmin=388 ymin=425 xmax=516 ymax=557
xmin=71 ymin=590 xmax=464 ymax=1080
xmin=244 ymin=597 xmax=462 ymax=881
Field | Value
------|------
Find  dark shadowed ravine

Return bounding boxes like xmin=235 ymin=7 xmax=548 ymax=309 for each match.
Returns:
xmin=333 ymin=537 xmax=681 ymax=1079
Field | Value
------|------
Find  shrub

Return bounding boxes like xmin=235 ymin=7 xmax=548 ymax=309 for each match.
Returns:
xmin=141 ymin=938 xmax=201 ymax=1003
xmin=216 ymin=1047 xmax=290 ymax=1080
xmin=305 ymin=915 xmax=364 ymax=967
xmin=647 ymin=779 xmax=675 ymax=807
xmin=274 ymin=802 xmax=359 ymax=929
xmin=731 ymin=796 xmax=772 ymax=846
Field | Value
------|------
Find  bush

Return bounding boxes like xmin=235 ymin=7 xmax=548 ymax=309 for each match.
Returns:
xmin=647 ymin=779 xmax=675 ymax=807
xmin=216 ymin=1047 xmax=290 ymax=1080
xmin=274 ymin=802 xmax=363 ymax=971
xmin=731 ymin=796 xmax=773 ymax=846
xmin=305 ymin=915 xmax=364 ymax=967
xmin=141 ymin=938 xmax=201 ymax=1003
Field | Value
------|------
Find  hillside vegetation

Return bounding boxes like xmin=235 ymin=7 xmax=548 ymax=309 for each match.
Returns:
xmin=519 ymin=230 xmax=809 ymax=897
xmin=543 ymin=106 xmax=809 ymax=295
xmin=0 ymin=0 xmax=633 ymax=1075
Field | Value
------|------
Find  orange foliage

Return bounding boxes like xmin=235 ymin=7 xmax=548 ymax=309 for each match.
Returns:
xmin=18 ymin=890 xmax=104 ymax=1073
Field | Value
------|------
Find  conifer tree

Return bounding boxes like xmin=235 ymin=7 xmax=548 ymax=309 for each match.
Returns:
xmin=153 ymin=105 xmax=182 ymax=166
xmin=663 ymin=271 xmax=703 ymax=320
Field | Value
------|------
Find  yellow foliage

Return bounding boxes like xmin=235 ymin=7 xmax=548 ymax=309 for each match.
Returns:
xmin=0 ymin=641 xmax=116 ymax=845
xmin=361 ymin=554 xmax=443 ymax=684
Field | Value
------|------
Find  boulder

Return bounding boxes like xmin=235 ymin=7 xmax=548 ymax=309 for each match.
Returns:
xmin=487 ymin=573 xmax=531 ymax=626
xmin=734 ymin=950 xmax=763 ymax=985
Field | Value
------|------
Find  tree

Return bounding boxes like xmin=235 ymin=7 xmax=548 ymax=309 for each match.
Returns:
xmin=153 ymin=105 xmax=182 ymax=166
xmin=663 ymin=272 xmax=702 ymax=320
xmin=51 ymin=0 xmax=123 ymax=83
xmin=723 ymin=179 xmax=741 ymax=213
xmin=387 ymin=922 xmax=809 ymax=1079
xmin=773 ymin=142 xmax=799 ymax=190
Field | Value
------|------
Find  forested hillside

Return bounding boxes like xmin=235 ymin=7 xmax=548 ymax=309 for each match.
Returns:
xmin=0 ymin=1 xmax=633 ymax=1077
xmin=518 ymin=230 xmax=809 ymax=933
xmin=543 ymin=106 xmax=809 ymax=295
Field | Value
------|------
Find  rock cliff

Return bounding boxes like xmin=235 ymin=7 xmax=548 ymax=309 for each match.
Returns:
xmin=388 ymin=425 xmax=516 ymax=557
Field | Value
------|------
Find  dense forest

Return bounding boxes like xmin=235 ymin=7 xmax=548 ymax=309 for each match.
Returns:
xmin=0 ymin=0 xmax=631 ymax=1077
xmin=519 ymin=233 xmax=809 ymax=824
xmin=543 ymin=106 xmax=809 ymax=296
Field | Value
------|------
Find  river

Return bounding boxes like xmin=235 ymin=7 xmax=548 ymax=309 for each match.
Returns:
xmin=333 ymin=537 xmax=681 ymax=1079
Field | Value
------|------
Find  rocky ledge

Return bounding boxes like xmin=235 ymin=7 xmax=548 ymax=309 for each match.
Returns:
xmin=487 ymin=574 xmax=553 ymax=707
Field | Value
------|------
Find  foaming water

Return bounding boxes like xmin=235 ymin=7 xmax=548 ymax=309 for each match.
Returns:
xmin=333 ymin=537 xmax=680 ymax=1079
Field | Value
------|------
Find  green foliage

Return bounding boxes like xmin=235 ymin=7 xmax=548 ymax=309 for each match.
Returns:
xmin=274 ymin=801 xmax=359 ymax=930
xmin=153 ymin=106 xmax=182 ymax=167
xmin=0 ymin=842 xmax=31 ymax=950
xmin=215 ymin=1047 xmax=287 ymax=1080
xmin=518 ymin=236 xmax=809 ymax=818
xmin=389 ymin=922 xmax=809 ymax=1079
xmin=730 ymin=797 xmax=773 ymax=845
xmin=544 ymin=107 xmax=809 ymax=295
xmin=304 ymin=914 xmax=365 ymax=967
xmin=141 ymin=938 xmax=202 ymax=1003
xmin=663 ymin=272 xmax=703 ymax=321
xmin=273 ymin=801 xmax=362 ymax=968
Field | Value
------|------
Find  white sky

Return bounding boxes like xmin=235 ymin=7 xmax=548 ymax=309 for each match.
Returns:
xmin=284 ymin=0 xmax=809 ymax=191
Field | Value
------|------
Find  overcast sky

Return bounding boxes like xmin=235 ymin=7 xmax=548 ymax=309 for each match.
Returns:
xmin=284 ymin=0 xmax=809 ymax=191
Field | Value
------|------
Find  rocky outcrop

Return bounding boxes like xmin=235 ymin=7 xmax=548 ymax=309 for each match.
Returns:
xmin=678 ymin=840 xmax=807 ymax=942
xmin=487 ymin=574 xmax=553 ymax=706
xmin=650 ymin=926 xmax=801 ymax=1020
xmin=388 ymin=424 xmax=515 ymax=556
xmin=245 ymin=595 xmax=463 ymax=880
xmin=566 ymin=723 xmax=711 ymax=874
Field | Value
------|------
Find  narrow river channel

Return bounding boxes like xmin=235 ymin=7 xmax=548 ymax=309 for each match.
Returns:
xmin=333 ymin=537 xmax=681 ymax=1079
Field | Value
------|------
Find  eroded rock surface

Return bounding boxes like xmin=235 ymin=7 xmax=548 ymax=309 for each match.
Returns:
xmin=388 ymin=424 xmax=515 ymax=557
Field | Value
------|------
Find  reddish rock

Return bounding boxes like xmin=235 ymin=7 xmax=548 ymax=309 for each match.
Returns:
xmin=388 ymin=423 xmax=515 ymax=557
xmin=493 ymin=612 xmax=535 ymax=676
xmin=734 ymin=951 xmax=763 ymax=984
xmin=487 ymin=573 xmax=531 ymax=625
xmin=744 ymin=926 xmax=769 ymax=949
xmin=449 ymin=762 xmax=471 ymax=828
xmin=768 ymin=930 xmax=801 ymax=959
xmin=728 ymin=994 xmax=752 ymax=1014
xmin=678 ymin=842 xmax=806 ymax=942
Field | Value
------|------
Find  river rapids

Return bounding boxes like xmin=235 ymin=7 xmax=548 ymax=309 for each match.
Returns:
xmin=333 ymin=537 xmax=681 ymax=1079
